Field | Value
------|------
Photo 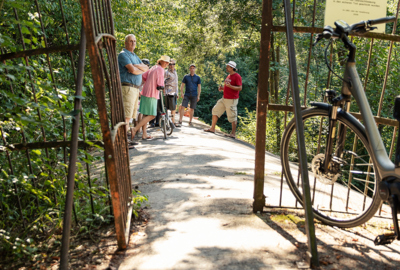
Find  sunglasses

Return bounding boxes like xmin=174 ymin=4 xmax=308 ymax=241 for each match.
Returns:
xmin=169 ymin=63 xmax=176 ymax=65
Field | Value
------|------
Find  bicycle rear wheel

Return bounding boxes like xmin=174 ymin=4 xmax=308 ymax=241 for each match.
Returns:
xmin=280 ymin=107 xmax=381 ymax=228
xmin=160 ymin=116 xmax=167 ymax=139
xmin=166 ymin=118 xmax=173 ymax=135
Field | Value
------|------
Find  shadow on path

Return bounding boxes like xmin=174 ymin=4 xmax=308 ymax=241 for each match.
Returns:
xmin=103 ymin=117 xmax=400 ymax=270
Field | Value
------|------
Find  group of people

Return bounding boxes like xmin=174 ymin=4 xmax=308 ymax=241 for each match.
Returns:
xmin=118 ymin=33 xmax=242 ymax=149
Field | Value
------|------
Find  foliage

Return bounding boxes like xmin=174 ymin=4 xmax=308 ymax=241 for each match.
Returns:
xmin=132 ymin=189 xmax=148 ymax=218
xmin=2 ymin=0 xmax=400 ymax=264
xmin=1 ymin=0 xmax=111 ymax=263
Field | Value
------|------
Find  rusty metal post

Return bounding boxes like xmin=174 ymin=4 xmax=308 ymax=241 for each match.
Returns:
xmin=283 ymin=0 xmax=319 ymax=267
xmin=60 ymin=25 xmax=86 ymax=270
xmin=80 ymin=0 xmax=131 ymax=250
xmin=253 ymin=0 xmax=273 ymax=212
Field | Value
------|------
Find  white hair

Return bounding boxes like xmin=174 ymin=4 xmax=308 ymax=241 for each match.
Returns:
xmin=124 ymin=34 xmax=136 ymax=43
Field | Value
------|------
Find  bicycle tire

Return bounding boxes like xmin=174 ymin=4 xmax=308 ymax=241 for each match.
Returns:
xmin=167 ymin=118 xmax=173 ymax=135
xmin=161 ymin=117 xmax=167 ymax=139
xmin=280 ymin=107 xmax=382 ymax=228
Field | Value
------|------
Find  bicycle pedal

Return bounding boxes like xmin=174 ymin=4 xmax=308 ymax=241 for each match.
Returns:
xmin=374 ymin=233 xmax=397 ymax=245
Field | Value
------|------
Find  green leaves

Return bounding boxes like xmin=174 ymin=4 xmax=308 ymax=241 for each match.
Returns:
xmin=60 ymin=109 xmax=81 ymax=117
xmin=0 ymin=0 xmax=108 ymax=264
xmin=5 ymin=74 xmax=16 ymax=81
xmin=32 ymin=149 xmax=41 ymax=156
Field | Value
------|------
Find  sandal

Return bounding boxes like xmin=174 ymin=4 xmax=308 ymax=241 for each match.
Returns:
xmin=131 ymin=128 xmax=138 ymax=139
xmin=127 ymin=139 xmax=138 ymax=145
xmin=188 ymin=122 xmax=193 ymax=126
xmin=175 ymin=122 xmax=182 ymax=127
xmin=142 ymin=136 xmax=153 ymax=140
xmin=203 ymin=129 xmax=215 ymax=133
xmin=224 ymin=134 xmax=236 ymax=139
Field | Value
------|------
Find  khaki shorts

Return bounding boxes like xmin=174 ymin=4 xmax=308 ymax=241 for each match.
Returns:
xmin=121 ymin=85 xmax=140 ymax=119
xmin=212 ymin=98 xmax=238 ymax=123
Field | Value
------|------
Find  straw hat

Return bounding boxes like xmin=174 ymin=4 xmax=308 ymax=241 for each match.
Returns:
xmin=157 ymin=55 xmax=171 ymax=64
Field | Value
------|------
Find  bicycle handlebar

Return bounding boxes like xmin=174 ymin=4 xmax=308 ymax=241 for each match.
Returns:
xmin=315 ymin=16 xmax=396 ymax=44
xmin=367 ymin=16 xmax=396 ymax=26
xmin=314 ymin=16 xmax=397 ymax=79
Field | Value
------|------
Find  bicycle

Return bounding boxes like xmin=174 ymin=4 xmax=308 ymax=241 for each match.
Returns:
xmin=157 ymin=86 xmax=175 ymax=139
xmin=280 ymin=16 xmax=400 ymax=244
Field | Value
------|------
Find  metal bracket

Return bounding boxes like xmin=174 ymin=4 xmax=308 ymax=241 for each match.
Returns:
xmin=111 ymin=122 xmax=127 ymax=144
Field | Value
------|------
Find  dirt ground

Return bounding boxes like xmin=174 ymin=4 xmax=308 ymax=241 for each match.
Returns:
xmin=7 ymin=207 xmax=400 ymax=270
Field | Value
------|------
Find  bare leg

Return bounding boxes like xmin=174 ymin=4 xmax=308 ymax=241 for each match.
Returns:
xmin=179 ymin=106 xmax=185 ymax=123
xmin=137 ymin=114 xmax=144 ymax=133
xmin=171 ymin=110 xmax=176 ymax=124
xmin=125 ymin=117 xmax=131 ymax=133
xmin=131 ymin=114 xmax=143 ymax=140
xmin=189 ymin=108 xmax=194 ymax=124
xmin=205 ymin=115 xmax=219 ymax=132
xmin=132 ymin=115 xmax=155 ymax=139
xmin=231 ymin=121 xmax=237 ymax=137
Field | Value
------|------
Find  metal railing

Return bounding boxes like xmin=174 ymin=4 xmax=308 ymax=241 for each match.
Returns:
xmin=0 ymin=0 xmax=133 ymax=267
xmin=78 ymin=0 xmax=133 ymax=250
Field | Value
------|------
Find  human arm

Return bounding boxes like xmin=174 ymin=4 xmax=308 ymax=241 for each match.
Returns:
xmin=225 ymin=82 xmax=242 ymax=91
xmin=180 ymin=83 xmax=185 ymax=98
xmin=142 ymin=70 xmax=148 ymax=83
xmin=164 ymin=70 xmax=171 ymax=93
xmin=125 ymin=64 xmax=147 ymax=75
xmin=118 ymin=52 xmax=147 ymax=75
xmin=225 ymin=75 xmax=242 ymax=91
xmin=134 ymin=63 xmax=149 ymax=72
xmin=197 ymin=84 xmax=201 ymax=101
xmin=156 ymin=66 xmax=165 ymax=88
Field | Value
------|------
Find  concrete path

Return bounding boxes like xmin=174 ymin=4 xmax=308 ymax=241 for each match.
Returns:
xmin=115 ymin=116 xmax=400 ymax=270
xmin=119 ymin=117 xmax=305 ymax=270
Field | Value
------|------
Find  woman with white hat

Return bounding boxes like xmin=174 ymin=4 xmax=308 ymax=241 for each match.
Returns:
xmin=131 ymin=55 xmax=170 ymax=140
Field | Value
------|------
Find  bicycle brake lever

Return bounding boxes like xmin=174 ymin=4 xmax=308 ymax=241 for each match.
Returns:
xmin=353 ymin=26 xmax=377 ymax=34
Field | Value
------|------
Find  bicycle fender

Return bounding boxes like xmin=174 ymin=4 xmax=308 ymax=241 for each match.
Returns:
xmin=310 ymin=102 xmax=367 ymax=140
xmin=310 ymin=102 xmax=330 ymax=110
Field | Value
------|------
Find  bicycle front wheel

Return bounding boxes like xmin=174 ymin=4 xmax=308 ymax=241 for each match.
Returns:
xmin=280 ymin=107 xmax=381 ymax=228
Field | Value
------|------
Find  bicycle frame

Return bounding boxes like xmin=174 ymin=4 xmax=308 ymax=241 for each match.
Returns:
xmin=333 ymin=53 xmax=400 ymax=245
xmin=340 ymin=62 xmax=398 ymax=179
xmin=299 ymin=17 xmax=400 ymax=244
xmin=158 ymin=88 xmax=175 ymax=138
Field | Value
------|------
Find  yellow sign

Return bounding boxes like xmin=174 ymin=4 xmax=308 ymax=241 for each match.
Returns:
xmin=324 ymin=0 xmax=387 ymax=33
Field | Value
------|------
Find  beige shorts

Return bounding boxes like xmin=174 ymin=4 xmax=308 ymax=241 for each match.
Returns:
xmin=121 ymin=85 xmax=140 ymax=119
xmin=212 ymin=98 xmax=238 ymax=123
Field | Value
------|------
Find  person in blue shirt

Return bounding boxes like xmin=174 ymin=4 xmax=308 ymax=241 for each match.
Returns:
xmin=118 ymin=34 xmax=149 ymax=147
xmin=178 ymin=64 xmax=201 ymax=126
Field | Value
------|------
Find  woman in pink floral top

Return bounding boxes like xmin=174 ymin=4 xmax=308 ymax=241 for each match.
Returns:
xmin=132 ymin=55 xmax=170 ymax=140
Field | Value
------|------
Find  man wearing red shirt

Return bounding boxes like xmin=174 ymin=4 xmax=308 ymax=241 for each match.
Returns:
xmin=204 ymin=61 xmax=242 ymax=138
